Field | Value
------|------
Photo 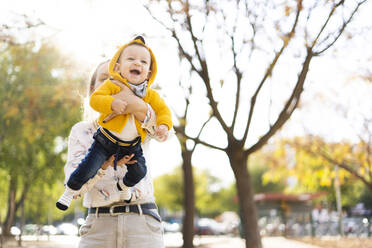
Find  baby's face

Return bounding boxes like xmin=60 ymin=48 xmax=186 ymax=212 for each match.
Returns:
xmin=115 ymin=44 xmax=152 ymax=85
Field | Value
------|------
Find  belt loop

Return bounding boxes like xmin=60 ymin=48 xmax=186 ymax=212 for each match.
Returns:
xmin=113 ymin=142 xmax=120 ymax=170
xmin=137 ymin=204 xmax=143 ymax=216
xmin=95 ymin=207 xmax=99 ymax=218
xmin=125 ymin=205 xmax=129 ymax=213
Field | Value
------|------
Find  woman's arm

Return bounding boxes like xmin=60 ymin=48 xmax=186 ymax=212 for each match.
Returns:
xmin=102 ymin=81 xmax=165 ymax=140
xmin=64 ymin=124 xmax=92 ymax=184
xmin=65 ymin=123 xmax=139 ymax=198
xmin=103 ymin=81 xmax=148 ymax=122
xmin=112 ymin=82 xmax=148 ymax=121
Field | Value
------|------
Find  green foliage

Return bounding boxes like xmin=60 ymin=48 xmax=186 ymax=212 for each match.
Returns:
xmin=24 ymin=180 xmax=76 ymax=224
xmin=211 ymin=184 xmax=238 ymax=214
xmin=249 ymin=153 xmax=286 ymax=194
xmin=154 ymin=155 xmax=287 ymax=217
xmin=359 ymin=185 xmax=372 ymax=210
xmin=154 ymin=166 xmax=238 ymax=217
xmin=263 ymin=136 xmax=372 ymax=209
xmin=154 ymin=167 xmax=184 ymax=211
xmin=0 ymin=42 xmax=84 ymax=224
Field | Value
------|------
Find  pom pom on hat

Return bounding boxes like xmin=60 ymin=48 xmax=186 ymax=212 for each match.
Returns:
xmin=133 ymin=35 xmax=145 ymax=44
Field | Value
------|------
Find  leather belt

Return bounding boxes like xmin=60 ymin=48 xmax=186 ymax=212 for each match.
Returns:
xmin=99 ymin=127 xmax=140 ymax=147
xmin=88 ymin=203 xmax=161 ymax=222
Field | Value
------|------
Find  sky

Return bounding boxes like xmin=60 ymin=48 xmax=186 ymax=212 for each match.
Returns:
xmin=2 ymin=0 xmax=372 ymax=187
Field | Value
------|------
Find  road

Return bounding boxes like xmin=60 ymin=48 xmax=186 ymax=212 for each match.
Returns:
xmin=3 ymin=234 xmax=320 ymax=248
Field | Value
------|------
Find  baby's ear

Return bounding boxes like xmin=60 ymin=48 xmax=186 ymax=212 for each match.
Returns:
xmin=147 ymin=70 xmax=152 ymax=79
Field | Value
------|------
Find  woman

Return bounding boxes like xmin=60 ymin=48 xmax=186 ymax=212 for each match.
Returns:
xmin=64 ymin=61 xmax=164 ymax=248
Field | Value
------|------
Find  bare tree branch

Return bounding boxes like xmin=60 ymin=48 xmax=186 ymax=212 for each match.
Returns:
xmin=245 ymin=48 xmax=313 ymax=156
xmin=202 ymin=0 xmax=210 ymax=33
xmin=246 ymin=8 xmax=258 ymax=60
xmin=183 ymin=1 xmax=233 ymax=137
xmin=228 ymin=2 xmax=243 ymax=132
xmin=317 ymin=147 xmax=372 ymax=190
xmin=144 ymin=4 xmax=208 ymax=83
xmin=174 ymin=124 xmax=225 ymax=152
xmin=143 ymin=5 xmax=174 ymax=32
xmin=314 ymin=0 xmax=368 ymax=55
xmin=174 ymin=70 xmax=218 ymax=153
xmin=310 ymin=0 xmax=344 ymax=48
xmin=184 ymin=1 xmax=208 ymax=76
xmin=0 ymin=14 xmax=45 ymax=45
xmin=242 ymin=0 xmax=303 ymax=145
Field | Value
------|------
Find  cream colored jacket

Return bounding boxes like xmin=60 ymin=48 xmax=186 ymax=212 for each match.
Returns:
xmin=64 ymin=107 xmax=158 ymax=208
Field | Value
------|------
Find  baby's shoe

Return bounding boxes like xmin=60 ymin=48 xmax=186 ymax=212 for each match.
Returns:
xmin=56 ymin=186 xmax=78 ymax=211
xmin=119 ymin=187 xmax=141 ymax=203
xmin=117 ymin=181 xmax=132 ymax=203
xmin=128 ymin=188 xmax=141 ymax=203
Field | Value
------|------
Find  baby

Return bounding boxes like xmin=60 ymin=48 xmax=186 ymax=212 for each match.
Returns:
xmin=56 ymin=36 xmax=172 ymax=210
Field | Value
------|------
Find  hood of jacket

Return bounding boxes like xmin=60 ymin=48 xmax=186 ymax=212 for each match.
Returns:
xmin=108 ymin=38 xmax=157 ymax=90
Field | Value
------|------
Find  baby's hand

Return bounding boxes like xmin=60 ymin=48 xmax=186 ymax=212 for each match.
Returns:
xmin=155 ymin=124 xmax=169 ymax=142
xmin=111 ymin=99 xmax=128 ymax=114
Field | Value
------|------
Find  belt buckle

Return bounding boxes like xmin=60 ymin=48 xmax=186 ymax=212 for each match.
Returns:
xmin=109 ymin=205 xmax=122 ymax=216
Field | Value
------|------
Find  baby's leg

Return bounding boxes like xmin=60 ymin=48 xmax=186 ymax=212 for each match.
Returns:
xmin=67 ymin=141 xmax=111 ymax=189
xmin=56 ymin=141 xmax=111 ymax=210
xmin=122 ymin=153 xmax=147 ymax=187
xmin=117 ymin=140 xmax=147 ymax=187
xmin=117 ymin=143 xmax=147 ymax=202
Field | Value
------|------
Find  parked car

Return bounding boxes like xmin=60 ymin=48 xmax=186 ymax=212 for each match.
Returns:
xmin=40 ymin=225 xmax=57 ymax=235
xmin=56 ymin=223 xmax=78 ymax=236
xmin=23 ymin=224 xmax=39 ymax=235
xmin=162 ymin=221 xmax=181 ymax=233
xmin=10 ymin=226 xmax=21 ymax=236
xmin=195 ymin=218 xmax=226 ymax=235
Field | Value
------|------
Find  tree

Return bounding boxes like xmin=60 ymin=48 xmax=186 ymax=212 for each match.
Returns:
xmin=172 ymin=68 xmax=215 ymax=247
xmin=144 ymin=1 xmax=368 ymax=247
xmin=154 ymin=166 xmax=229 ymax=216
xmin=0 ymin=13 xmax=45 ymax=45
xmin=262 ymin=136 xmax=372 ymax=211
xmin=175 ymin=95 xmax=196 ymax=247
xmin=0 ymin=42 xmax=83 ymax=236
xmin=287 ymin=136 xmax=372 ymax=192
xmin=249 ymin=153 xmax=286 ymax=194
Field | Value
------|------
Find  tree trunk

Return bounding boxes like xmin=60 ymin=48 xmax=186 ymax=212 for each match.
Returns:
xmin=182 ymin=150 xmax=195 ymax=248
xmin=3 ymin=177 xmax=17 ymax=237
xmin=230 ymin=153 xmax=261 ymax=248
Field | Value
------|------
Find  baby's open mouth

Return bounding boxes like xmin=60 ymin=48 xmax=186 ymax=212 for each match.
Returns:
xmin=130 ymin=69 xmax=141 ymax=75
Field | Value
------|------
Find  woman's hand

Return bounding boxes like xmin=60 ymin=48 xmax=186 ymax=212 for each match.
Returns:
xmin=103 ymin=81 xmax=148 ymax=123
xmin=101 ymin=154 xmax=137 ymax=170
xmin=73 ymin=154 xmax=137 ymax=199
xmin=111 ymin=98 xmax=128 ymax=114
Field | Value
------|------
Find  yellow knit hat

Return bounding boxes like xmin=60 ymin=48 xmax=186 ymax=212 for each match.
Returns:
xmin=108 ymin=36 xmax=157 ymax=90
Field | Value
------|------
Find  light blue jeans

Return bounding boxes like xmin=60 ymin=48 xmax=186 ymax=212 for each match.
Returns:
xmin=79 ymin=210 xmax=164 ymax=248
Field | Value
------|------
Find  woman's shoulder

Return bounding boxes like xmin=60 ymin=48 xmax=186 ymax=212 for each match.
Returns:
xmin=70 ymin=121 xmax=97 ymax=138
xmin=71 ymin=121 xmax=93 ymax=131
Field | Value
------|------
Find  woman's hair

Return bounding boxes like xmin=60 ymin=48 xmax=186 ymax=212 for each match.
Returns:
xmin=83 ymin=60 xmax=109 ymax=122
xmin=89 ymin=60 xmax=109 ymax=95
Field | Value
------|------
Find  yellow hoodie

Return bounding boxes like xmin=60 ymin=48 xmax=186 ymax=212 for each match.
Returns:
xmin=90 ymin=38 xmax=172 ymax=141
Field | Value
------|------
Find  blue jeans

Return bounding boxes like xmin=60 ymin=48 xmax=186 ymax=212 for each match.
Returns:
xmin=67 ymin=128 xmax=147 ymax=190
